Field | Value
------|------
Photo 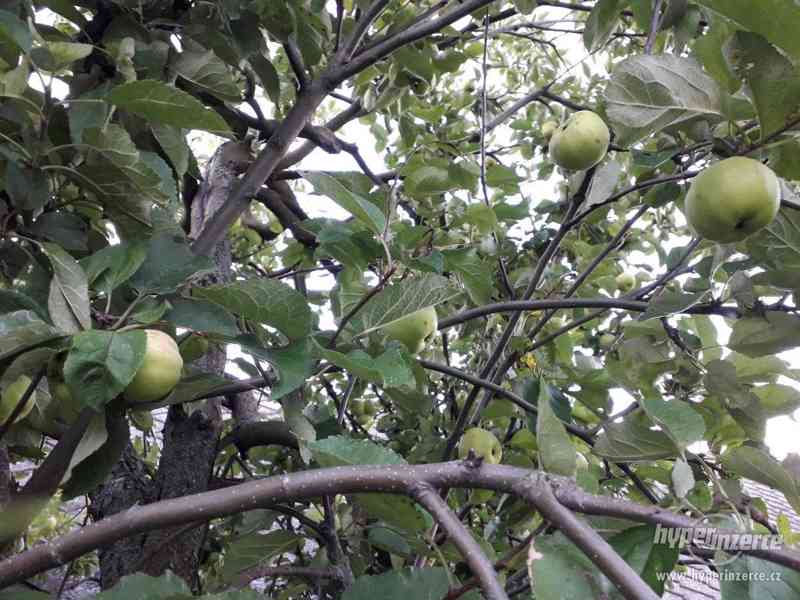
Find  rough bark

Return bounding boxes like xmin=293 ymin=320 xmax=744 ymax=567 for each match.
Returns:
xmin=134 ymin=141 xmax=253 ymax=591
xmin=87 ymin=443 xmax=154 ymax=590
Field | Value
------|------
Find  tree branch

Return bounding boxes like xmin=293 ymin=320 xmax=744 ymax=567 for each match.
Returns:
xmin=4 ymin=463 xmax=798 ymax=589
xmin=513 ymin=473 xmax=660 ymax=600
xmin=411 ymin=482 xmax=508 ymax=600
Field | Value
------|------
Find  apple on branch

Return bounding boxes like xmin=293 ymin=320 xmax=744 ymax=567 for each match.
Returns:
xmin=684 ymin=157 xmax=780 ymax=243
xmin=458 ymin=427 xmax=503 ymax=464
xmin=548 ymin=110 xmax=610 ymax=171
xmin=124 ymin=330 xmax=184 ymax=404
xmin=381 ymin=306 xmax=438 ymax=354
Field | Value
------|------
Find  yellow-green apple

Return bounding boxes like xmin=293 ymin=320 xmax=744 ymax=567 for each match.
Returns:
xmin=382 ymin=306 xmax=438 ymax=354
xmin=684 ymin=157 xmax=780 ymax=243
xmin=124 ymin=329 xmax=183 ymax=403
xmin=458 ymin=427 xmax=503 ymax=464
xmin=548 ymin=110 xmax=610 ymax=171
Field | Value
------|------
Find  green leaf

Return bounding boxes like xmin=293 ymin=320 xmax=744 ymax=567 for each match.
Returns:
xmin=442 ymin=249 xmax=494 ymax=306
xmin=108 ymin=79 xmax=231 ymax=133
xmin=82 ymin=240 xmax=148 ymax=295
xmin=641 ymin=395 xmax=705 ymax=450
xmin=754 ymin=384 xmax=800 ymax=418
xmin=63 ymin=330 xmax=147 ymax=410
xmin=724 ymin=32 xmax=800 ymax=139
xmin=5 ymin=162 xmax=49 ymax=211
xmin=151 ymin=124 xmax=190 ymax=178
xmin=0 ymin=310 xmax=63 ymax=362
xmin=583 ymin=0 xmax=625 ymax=52
xmin=29 ymin=212 xmax=88 ymax=252
xmin=31 ymin=42 xmax=93 ymax=71
xmin=194 ymin=279 xmax=312 ymax=341
xmin=244 ymin=337 xmax=314 ymax=401
xmin=722 ymin=445 xmax=800 ymax=513
xmin=164 ymin=297 xmax=239 ymax=337
xmin=302 ymin=171 xmax=386 ymax=235
xmin=218 ymin=530 xmax=301 ymax=584
xmin=316 ymin=345 xmax=415 ymax=389
xmin=0 ymin=10 xmax=32 ymax=54
xmin=695 ymin=0 xmax=800 ymax=63
xmin=41 ymin=243 xmax=91 ymax=334
xmin=61 ymin=408 xmax=128 ymax=499
xmin=594 ymin=412 xmax=678 ymax=461
xmin=93 ymin=572 xmax=192 ymax=600
xmin=536 ymin=378 xmax=576 ymax=476
xmin=529 ymin=533 xmax=613 ymax=599
xmin=343 ymin=569 xmax=450 ymax=600
xmin=351 ymin=274 xmax=454 ymax=336
xmin=729 ymin=311 xmax=800 ymax=357
xmin=609 ymin=525 xmax=679 ymax=596
xmin=61 ymin=410 xmax=107 ymax=485
xmin=720 ymin=555 xmax=800 ymax=599
xmin=308 ymin=435 xmax=406 ymax=468
xmin=606 ymin=54 xmax=723 ymax=146
xmin=249 ymin=53 xmax=280 ymax=105
xmin=172 ymin=47 xmax=241 ymax=102
xmin=129 ymin=234 xmax=215 ymax=294
xmin=309 ymin=436 xmax=425 ymax=532
xmin=747 ymin=210 xmax=800 ymax=274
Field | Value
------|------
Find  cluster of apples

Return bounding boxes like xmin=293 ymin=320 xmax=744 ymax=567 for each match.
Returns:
xmin=544 ymin=110 xmax=780 ymax=243
xmin=1 ymin=330 xmax=185 ymax=431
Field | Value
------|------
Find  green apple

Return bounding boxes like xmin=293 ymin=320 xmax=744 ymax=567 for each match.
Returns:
xmin=615 ymin=272 xmax=636 ymax=293
xmin=351 ymin=399 xmax=366 ymax=416
xmin=124 ymin=329 xmax=184 ymax=403
xmin=541 ymin=120 xmax=558 ymax=141
xmin=599 ymin=333 xmax=616 ymax=349
xmin=684 ymin=157 xmax=780 ymax=243
xmin=548 ymin=110 xmax=610 ymax=171
xmin=458 ymin=427 xmax=503 ymax=464
xmin=381 ymin=306 xmax=438 ymax=354
xmin=0 ymin=375 xmax=36 ymax=424
xmin=363 ymin=402 xmax=378 ymax=416
xmin=52 ymin=381 xmax=81 ymax=423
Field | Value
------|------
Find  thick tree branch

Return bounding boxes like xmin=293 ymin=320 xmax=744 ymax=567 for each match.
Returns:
xmin=3 ymin=463 xmax=798 ymax=589
xmin=411 ymin=482 xmax=508 ymax=600
xmin=514 ymin=474 xmax=660 ymax=600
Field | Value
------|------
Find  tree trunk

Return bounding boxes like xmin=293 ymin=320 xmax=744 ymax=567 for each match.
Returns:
xmin=91 ymin=141 xmax=254 ymax=590
xmin=87 ymin=443 xmax=154 ymax=589
xmin=134 ymin=141 xmax=253 ymax=591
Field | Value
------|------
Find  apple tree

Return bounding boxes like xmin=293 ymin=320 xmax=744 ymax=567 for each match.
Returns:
xmin=1 ymin=1 xmax=800 ymax=599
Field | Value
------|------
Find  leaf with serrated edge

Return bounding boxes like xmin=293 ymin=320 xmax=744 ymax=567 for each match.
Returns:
xmin=351 ymin=274 xmax=455 ymax=336
xmin=42 ymin=243 xmax=91 ymax=333
xmin=606 ymin=54 xmax=723 ymax=146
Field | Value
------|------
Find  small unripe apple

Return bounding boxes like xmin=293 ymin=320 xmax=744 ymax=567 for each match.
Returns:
xmin=615 ymin=272 xmax=636 ymax=293
xmin=548 ymin=110 xmax=610 ymax=171
xmin=458 ymin=427 xmax=503 ymax=464
xmin=0 ymin=375 xmax=36 ymax=424
xmin=599 ymin=333 xmax=616 ymax=349
xmin=363 ymin=402 xmax=378 ymax=416
xmin=541 ymin=120 xmax=558 ymax=141
xmin=381 ymin=306 xmax=438 ymax=354
xmin=124 ymin=330 xmax=183 ymax=404
xmin=684 ymin=157 xmax=780 ymax=243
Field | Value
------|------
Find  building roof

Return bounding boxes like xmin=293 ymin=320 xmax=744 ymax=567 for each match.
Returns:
xmin=663 ymin=480 xmax=798 ymax=599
